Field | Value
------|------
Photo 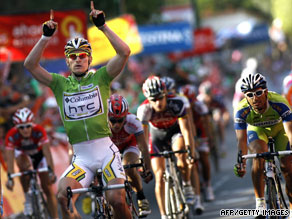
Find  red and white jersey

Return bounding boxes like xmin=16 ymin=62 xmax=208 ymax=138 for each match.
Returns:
xmin=5 ymin=124 xmax=49 ymax=155
xmin=137 ymin=95 xmax=187 ymax=129
xmin=110 ymin=113 xmax=144 ymax=152
xmin=191 ymin=100 xmax=209 ymax=138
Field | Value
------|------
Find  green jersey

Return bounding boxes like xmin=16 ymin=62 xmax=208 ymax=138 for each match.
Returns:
xmin=48 ymin=66 xmax=113 ymax=145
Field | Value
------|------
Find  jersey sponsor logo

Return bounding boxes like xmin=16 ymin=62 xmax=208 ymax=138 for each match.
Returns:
xmin=81 ymin=83 xmax=94 ymax=90
xmin=63 ymin=86 xmax=104 ymax=121
xmin=253 ymin=118 xmax=281 ymax=127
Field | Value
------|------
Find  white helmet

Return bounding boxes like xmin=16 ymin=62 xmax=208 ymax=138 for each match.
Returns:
xmin=12 ymin=108 xmax=34 ymax=125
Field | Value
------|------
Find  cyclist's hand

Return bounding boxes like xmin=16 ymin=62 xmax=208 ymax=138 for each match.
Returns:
xmin=42 ymin=9 xmax=57 ymax=37
xmin=6 ymin=174 xmax=14 ymax=190
xmin=234 ymin=163 xmax=246 ymax=177
xmin=141 ymin=169 xmax=153 ymax=183
xmin=48 ymin=166 xmax=57 ymax=183
xmin=89 ymin=1 xmax=105 ymax=28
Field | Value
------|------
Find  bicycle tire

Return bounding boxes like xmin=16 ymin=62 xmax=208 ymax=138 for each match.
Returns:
xmin=165 ymin=179 xmax=176 ymax=219
xmin=266 ymin=178 xmax=278 ymax=211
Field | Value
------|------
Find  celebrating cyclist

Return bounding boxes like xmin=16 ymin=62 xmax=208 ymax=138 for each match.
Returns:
xmin=5 ymin=107 xmax=58 ymax=218
xmin=108 ymin=94 xmax=153 ymax=217
xmin=137 ymin=76 xmax=196 ymax=219
xmin=24 ymin=2 xmax=131 ymax=218
xmin=233 ymin=73 xmax=292 ymax=212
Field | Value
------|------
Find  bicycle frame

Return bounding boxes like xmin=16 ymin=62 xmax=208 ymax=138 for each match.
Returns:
xmin=241 ymin=137 xmax=291 ymax=214
xmin=151 ymin=150 xmax=189 ymax=219
xmin=10 ymin=167 xmax=49 ymax=219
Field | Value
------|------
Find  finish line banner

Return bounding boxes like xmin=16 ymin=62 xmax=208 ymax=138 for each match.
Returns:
xmin=138 ymin=22 xmax=193 ymax=55
xmin=0 ymin=10 xmax=87 ymax=62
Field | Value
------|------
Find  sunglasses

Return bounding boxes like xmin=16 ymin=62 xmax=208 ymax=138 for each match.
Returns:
xmin=17 ymin=124 xmax=32 ymax=130
xmin=245 ymin=89 xmax=266 ymax=98
xmin=109 ymin=117 xmax=125 ymax=124
xmin=149 ymin=95 xmax=165 ymax=102
xmin=67 ymin=52 xmax=89 ymax=60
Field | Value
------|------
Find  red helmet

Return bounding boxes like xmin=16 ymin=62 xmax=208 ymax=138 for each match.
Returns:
xmin=179 ymin=85 xmax=197 ymax=102
xmin=108 ymin=94 xmax=129 ymax=118
xmin=12 ymin=107 xmax=34 ymax=125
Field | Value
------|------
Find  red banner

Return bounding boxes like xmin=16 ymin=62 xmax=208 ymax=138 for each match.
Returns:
xmin=0 ymin=10 xmax=87 ymax=62
xmin=169 ymin=27 xmax=216 ymax=60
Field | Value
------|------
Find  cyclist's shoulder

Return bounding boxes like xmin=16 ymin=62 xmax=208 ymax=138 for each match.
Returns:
xmin=268 ymin=91 xmax=287 ymax=102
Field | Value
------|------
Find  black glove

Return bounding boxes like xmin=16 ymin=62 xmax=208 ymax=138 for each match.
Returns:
xmin=90 ymin=12 xmax=105 ymax=28
xmin=42 ymin=21 xmax=56 ymax=37
xmin=6 ymin=173 xmax=14 ymax=190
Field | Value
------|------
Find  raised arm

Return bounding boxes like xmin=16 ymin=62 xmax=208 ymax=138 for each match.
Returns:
xmin=89 ymin=1 xmax=130 ymax=78
xmin=24 ymin=10 xmax=57 ymax=86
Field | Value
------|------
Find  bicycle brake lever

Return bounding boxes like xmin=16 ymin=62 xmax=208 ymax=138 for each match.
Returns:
xmin=66 ymin=187 xmax=73 ymax=213
xmin=237 ymin=150 xmax=243 ymax=169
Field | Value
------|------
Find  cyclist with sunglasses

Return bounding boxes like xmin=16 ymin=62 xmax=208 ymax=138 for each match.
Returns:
xmin=24 ymin=2 xmax=131 ymax=218
xmin=233 ymin=73 xmax=292 ymax=214
xmin=4 ymin=107 xmax=58 ymax=218
xmin=108 ymin=94 xmax=153 ymax=217
xmin=137 ymin=76 xmax=196 ymax=219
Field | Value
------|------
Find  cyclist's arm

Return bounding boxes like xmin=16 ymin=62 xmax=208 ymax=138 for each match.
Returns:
xmin=142 ymin=123 xmax=149 ymax=146
xmin=24 ymin=37 xmax=53 ymax=86
xmin=235 ymin=129 xmax=248 ymax=158
xmin=283 ymin=120 xmax=292 ymax=148
xmin=99 ymin=24 xmax=131 ymax=78
xmin=5 ymin=149 xmax=15 ymax=174
xmin=41 ymin=142 xmax=55 ymax=173
xmin=178 ymin=116 xmax=195 ymax=157
xmin=136 ymin=133 xmax=152 ymax=172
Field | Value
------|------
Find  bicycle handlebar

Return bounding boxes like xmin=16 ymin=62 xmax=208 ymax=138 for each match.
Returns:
xmin=10 ymin=167 xmax=49 ymax=178
xmin=123 ymin=162 xmax=144 ymax=170
xmin=242 ymin=150 xmax=292 ymax=159
xmin=150 ymin=149 xmax=188 ymax=157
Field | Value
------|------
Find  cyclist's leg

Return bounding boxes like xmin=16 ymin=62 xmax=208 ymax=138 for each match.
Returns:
xmin=58 ymin=176 xmax=83 ymax=219
xmin=15 ymin=152 xmax=32 ymax=193
xmin=122 ymin=147 xmax=142 ymax=192
xmin=275 ymin=130 xmax=292 ymax=208
xmin=172 ymin=135 xmax=190 ymax=183
xmin=151 ymin=156 xmax=166 ymax=216
xmin=102 ymin=143 xmax=131 ymax=219
xmin=38 ymin=157 xmax=58 ymax=218
xmin=247 ymin=126 xmax=268 ymax=208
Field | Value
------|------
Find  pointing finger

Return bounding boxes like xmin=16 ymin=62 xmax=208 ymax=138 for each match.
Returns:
xmin=90 ymin=1 xmax=95 ymax=10
xmin=50 ymin=9 xmax=54 ymax=20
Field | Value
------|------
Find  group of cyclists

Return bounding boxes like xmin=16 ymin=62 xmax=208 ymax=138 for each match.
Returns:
xmin=2 ymin=2 xmax=292 ymax=219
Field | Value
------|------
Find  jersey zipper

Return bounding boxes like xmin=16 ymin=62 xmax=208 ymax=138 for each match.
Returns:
xmin=78 ymin=81 xmax=90 ymax=141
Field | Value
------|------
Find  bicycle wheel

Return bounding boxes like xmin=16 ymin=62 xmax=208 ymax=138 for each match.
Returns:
xmin=38 ymin=191 xmax=49 ymax=219
xmin=274 ymin=174 xmax=288 ymax=209
xmin=31 ymin=192 xmax=42 ymax=219
xmin=266 ymin=178 xmax=278 ymax=210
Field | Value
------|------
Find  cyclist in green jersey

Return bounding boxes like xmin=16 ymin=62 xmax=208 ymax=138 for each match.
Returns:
xmin=233 ymin=73 xmax=292 ymax=214
xmin=24 ymin=2 xmax=131 ymax=219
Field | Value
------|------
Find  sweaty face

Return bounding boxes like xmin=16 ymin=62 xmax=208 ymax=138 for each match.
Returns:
xmin=66 ymin=50 xmax=92 ymax=76
xmin=109 ymin=117 xmax=126 ymax=133
xmin=245 ymin=88 xmax=268 ymax=114
xmin=149 ymin=95 xmax=167 ymax=112
xmin=17 ymin=124 xmax=32 ymax=138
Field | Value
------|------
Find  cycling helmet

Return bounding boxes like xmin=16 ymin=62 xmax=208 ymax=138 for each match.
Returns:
xmin=12 ymin=107 xmax=34 ymax=125
xmin=161 ymin=76 xmax=176 ymax=93
xmin=64 ymin=37 xmax=92 ymax=56
xmin=179 ymin=85 xmax=197 ymax=102
xmin=142 ymin=76 xmax=166 ymax=100
xmin=108 ymin=94 xmax=129 ymax=118
xmin=241 ymin=73 xmax=267 ymax=93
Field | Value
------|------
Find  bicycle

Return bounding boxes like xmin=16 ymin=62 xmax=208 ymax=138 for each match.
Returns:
xmin=238 ymin=137 xmax=291 ymax=217
xmin=67 ymin=166 xmax=141 ymax=219
xmin=151 ymin=149 xmax=190 ymax=219
xmin=10 ymin=167 xmax=50 ymax=219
